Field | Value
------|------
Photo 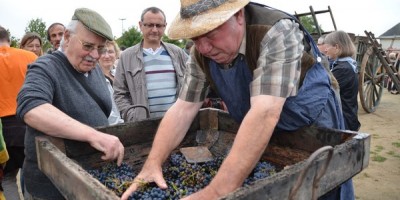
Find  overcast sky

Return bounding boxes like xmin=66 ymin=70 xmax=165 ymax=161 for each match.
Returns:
xmin=1 ymin=0 xmax=399 ymax=40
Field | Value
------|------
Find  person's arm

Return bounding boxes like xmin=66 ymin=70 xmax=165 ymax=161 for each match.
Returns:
xmin=184 ymin=95 xmax=285 ymax=199
xmin=113 ymin=55 xmax=141 ymax=122
xmin=23 ymin=103 xmax=124 ymax=165
xmin=113 ymin=58 xmax=131 ymax=121
xmin=121 ymin=99 xmax=203 ymax=200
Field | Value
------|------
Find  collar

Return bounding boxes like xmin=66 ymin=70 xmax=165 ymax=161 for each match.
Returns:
xmin=332 ymin=57 xmax=358 ymax=73
xmin=238 ymin=29 xmax=246 ymax=56
xmin=143 ymin=46 xmax=163 ymax=55
xmin=223 ymin=30 xmax=246 ymax=69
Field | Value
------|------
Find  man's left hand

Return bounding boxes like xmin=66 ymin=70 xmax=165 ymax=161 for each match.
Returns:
xmin=181 ymin=185 xmax=221 ymax=200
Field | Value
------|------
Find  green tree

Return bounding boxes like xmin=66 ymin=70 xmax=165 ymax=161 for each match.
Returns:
xmin=6 ymin=29 xmax=19 ymax=47
xmin=10 ymin=36 xmax=19 ymax=48
xmin=116 ymin=26 xmax=142 ymax=49
xmin=162 ymin=35 xmax=185 ymax=48
xmin=299 ymin=16 xmax=324 ymax=34
xmin=116 ymin=26 xmax=186 ymax=49
xmin=25 ymin=18 xmax=51 ymax=52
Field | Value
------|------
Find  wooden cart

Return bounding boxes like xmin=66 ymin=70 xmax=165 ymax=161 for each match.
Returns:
xmin=35 ymin=108 xmax=370 ymax=200
xmin=356 ymin=32 xmax=400 ymax=113
xmin=295 ymin=6 xmax=400 ymax=113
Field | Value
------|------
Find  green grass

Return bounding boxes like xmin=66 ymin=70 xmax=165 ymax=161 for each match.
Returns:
xmin=375 ymin=145 xmax=384 ymax=152
xmin=372 ymin=134 xmax=380 ymax=139
xmin=372 ymin=154 xmax=387 ymax=162
xmin=386 ymin=151 xmax=400 ymax=158
xmin=392 ymin=142 xmax=400 ymax=148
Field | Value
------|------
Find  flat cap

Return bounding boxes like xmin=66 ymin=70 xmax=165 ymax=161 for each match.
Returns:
xmin=72 ymin=8 xmax=113 ymax=40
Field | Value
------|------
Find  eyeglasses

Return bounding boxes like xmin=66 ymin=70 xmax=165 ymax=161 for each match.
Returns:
xmin=75 ymin=36 xmax=107 ymax=55
xmin=142 ymin=23 xmax=166 ymax=29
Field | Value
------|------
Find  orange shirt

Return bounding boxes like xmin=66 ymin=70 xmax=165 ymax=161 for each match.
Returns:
xmin=0 ymin=46 xmax=37 ymax=117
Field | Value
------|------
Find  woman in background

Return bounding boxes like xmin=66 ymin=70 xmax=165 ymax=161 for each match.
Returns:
xmin=98 ymin=40 xmax=123 ymax=125
xmin=20 ymin=32 xmax=43 ymax=57
xmin=324 ymin=30 xmax=361 ymax=131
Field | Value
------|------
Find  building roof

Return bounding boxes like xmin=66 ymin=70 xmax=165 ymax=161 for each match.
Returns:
xmin=379 ymin=22 xmax=400 ymax=39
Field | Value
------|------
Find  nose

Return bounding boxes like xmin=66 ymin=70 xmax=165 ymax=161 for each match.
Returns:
xmin=195 ymin=38 xmax=212 ymax=54
xmin=89 ymin=49 xmax=101 ymax=59
xmin=150 ymin=26 xmax=159 ymax=32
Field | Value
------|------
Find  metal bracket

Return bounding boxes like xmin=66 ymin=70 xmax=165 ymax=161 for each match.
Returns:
xmin=289 ymin=146 xmax=334 ymax=200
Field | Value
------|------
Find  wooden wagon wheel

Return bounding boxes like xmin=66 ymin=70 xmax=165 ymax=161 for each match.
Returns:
xmin=358 ymin=47 xmax=385 ymax=113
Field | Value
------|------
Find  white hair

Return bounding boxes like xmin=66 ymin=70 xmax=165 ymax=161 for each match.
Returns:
xmin=59 ymin=20 xmax=79 ymax=51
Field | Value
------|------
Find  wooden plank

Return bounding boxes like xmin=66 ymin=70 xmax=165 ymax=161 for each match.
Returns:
xmin=35 ymin=136 xmax=119 ymax=200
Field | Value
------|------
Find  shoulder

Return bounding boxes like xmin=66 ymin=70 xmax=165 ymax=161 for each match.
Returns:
xmin=331 ymin=61 xmax=355 ymax=74
xmin=162 ymin=42 xmax=187 ymax=57
xmin=10 ymin=47 xmax=37 ymax=61
xmin=29 ymin=53 xmax=63 ymax=74
xmin=334 ymin=60 xmax=353 ymax=69
xmin=120 ymin=44 xmax=141 ymax=59
xmin=162 ymin=42 xmax=183 ymax=51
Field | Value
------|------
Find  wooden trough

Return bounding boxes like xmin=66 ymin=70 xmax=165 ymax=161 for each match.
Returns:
xmin=35 ymin=108 xmax=370 ymax=199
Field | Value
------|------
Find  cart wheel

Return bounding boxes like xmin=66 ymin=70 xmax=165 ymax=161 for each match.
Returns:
xmin=358 ymin=47 xmax=385 ymax=113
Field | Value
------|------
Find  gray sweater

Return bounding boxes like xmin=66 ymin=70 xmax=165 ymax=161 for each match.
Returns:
xmin=17 ymin=51 xmax=111 ymax=199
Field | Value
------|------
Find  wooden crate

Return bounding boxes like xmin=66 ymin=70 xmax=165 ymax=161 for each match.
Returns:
xmin=36 ymin=108 xmax=370 ymax=199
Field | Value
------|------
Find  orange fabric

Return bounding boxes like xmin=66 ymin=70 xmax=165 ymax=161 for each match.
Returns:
xmin=0 ymin=46 xmax=37 ymax=117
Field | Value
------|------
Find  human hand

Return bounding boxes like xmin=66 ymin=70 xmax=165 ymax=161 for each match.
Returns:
xmin=202 ymin=98 xmax=228 ymax=112
xmin=88 ymin=131 xmax=124 ymax=166
xmin=120 ymin=162 xmax=167 ymax=200
xmin=181 ymin=185 xmax=221 ymax=200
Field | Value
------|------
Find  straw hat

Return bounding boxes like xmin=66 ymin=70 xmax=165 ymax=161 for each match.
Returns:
xmin=168 ymin=0 xmax=250 ymax=39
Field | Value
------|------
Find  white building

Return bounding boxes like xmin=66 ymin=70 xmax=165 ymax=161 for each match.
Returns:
xmin=379 ymin=23 xmax=400 ymax=51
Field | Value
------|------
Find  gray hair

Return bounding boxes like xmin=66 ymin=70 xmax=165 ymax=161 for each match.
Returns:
xmin=324 ymin=30 xmax=355 ymax=58
xmin=59 ymin=20 xmax=79 ymax=51
xmin=140 ymin=7 xmax=166 ymax=22
xmin=66 ymin=20 xmax=79 ymax=34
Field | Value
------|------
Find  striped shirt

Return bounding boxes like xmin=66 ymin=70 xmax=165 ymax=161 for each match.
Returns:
xmin=143 ymin=47 xmax=177 ymax=118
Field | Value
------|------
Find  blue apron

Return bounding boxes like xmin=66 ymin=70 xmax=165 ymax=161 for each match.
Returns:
xmin=209 ymin=30 xmax=353 ymax=200
xmin=209 ymin=54 xmax=344 ymax=132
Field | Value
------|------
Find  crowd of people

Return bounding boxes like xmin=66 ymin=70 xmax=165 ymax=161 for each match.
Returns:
xmin=0 ymin=0 xmax=374 ymax=199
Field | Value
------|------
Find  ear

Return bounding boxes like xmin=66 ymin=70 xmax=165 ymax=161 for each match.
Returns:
xmin=63 ymin=30 xmax=72 ymax=44
xmin=235 ymin=8 xmax=245 ymax=25
xmin=138 ymin=21 xmax=144 ymax=32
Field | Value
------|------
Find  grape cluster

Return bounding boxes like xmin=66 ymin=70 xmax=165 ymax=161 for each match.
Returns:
xmin=88 ymin=162 xmax=135 ymax=196
xmin=88 ymin=153 xmax=276 ymax=199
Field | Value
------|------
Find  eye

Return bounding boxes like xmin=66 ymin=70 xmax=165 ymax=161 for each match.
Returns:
xmin=83 ymin=43 xmax=94 ymax=51
xmin=98 ymin=47 xmax=108 ymax=54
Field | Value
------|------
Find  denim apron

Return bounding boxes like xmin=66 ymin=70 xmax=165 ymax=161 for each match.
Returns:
xmin=208 ymin=29 xmax=353 ymax=199
xmin=209 ymin=52 xmax=344 ymax=132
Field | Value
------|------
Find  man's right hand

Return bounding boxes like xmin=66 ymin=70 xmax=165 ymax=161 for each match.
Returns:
xmin=88 ymin=131 xmax=124 ymax=166
xmin=120 ymin=162 xmax=167 ymax=200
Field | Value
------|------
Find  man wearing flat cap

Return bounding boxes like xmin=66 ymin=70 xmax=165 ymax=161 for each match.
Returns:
xmin=122 ymin=0 xmax=353 ymax=200
xmin=17 ymin=8 xmax=124 ymax=199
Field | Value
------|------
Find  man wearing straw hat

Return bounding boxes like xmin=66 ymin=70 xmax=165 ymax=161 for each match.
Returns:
xmin=122 ymin=0 xmax=352 ymax=199
xmin=17 ymin=8 xmax=124 ymax=199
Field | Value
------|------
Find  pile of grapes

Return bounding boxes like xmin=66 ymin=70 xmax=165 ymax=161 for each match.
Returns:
xmin=88 ymin=153 xmax=276 ymax=199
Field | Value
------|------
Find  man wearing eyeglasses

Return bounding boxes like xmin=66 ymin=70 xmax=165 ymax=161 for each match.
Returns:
xmin=113 ymin=7 xmax=188 ymax=122
xmin=16 ymin=8 xmax=124 ymax=199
